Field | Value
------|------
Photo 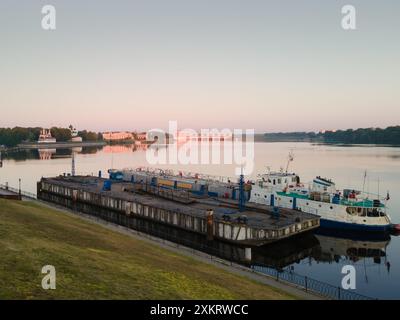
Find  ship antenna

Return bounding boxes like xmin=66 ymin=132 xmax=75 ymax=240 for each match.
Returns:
xmin=377 ymin=177 xmax=380 ymax=199
xmin=285 ymin=151 xmax=294 ymax=173
xmin=362 ymin=169 xmax=367 ymax=194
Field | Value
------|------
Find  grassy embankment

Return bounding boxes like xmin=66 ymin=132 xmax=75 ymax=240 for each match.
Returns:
xmin=0 ymin=199 xmax=296 ymax=300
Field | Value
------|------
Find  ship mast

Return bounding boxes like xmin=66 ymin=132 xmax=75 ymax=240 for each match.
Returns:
xmin=285 ymin=151 xmax=294 ymax=173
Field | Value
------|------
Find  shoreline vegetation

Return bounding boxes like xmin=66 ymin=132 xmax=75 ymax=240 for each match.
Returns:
xmin=0 ymin=127 xmax=165 ymax=150
xmin=0 ymin=126 xmax=103 ymax=149
xmin=1 ymin=125 xmax=399 ymax=150
xmin=261 ymin=125 xmax=400 ymax=145
xmin=0 ymin=199 xmax=296 ymax=300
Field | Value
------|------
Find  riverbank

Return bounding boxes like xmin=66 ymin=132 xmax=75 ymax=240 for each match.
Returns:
xmin=0 ymin=199 xmax=299 ymax=300
xmin=16 ymin=141 xmax=106 ymax=149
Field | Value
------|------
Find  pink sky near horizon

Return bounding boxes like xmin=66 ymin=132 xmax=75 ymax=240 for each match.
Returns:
xmin=1 ymin=1 xmax=399 ymax=133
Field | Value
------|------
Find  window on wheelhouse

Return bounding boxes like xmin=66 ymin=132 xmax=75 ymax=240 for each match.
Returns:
xmin=347 ymin=206 xmax=385 ymax=217
xmin=346 ymin=207 xmax=358 ymax=215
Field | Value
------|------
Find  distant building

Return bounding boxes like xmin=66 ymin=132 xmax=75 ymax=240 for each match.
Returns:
xmin=38 ymin=129 xmax=56 ymax=143
xmin=102 ymin=131 xmax=133 ymax=141
xmin=69 ymin=126 xmax=82 ymax=142
xmin=177 ymin=130 xmax=232 ymax=142
xmin=136 ymin=132 xmax=147 ymax=141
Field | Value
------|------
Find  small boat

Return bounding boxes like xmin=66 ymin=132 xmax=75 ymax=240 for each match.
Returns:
xmin=391 ymin=224 xmax=400 ymax=233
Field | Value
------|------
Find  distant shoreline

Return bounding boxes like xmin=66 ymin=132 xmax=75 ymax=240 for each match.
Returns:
xmin=15 ymin=141 xmax=107 ymax=149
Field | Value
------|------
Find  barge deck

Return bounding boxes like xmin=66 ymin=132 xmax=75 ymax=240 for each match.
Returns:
xmin=37 ymin=176 xmax=320 ymax=246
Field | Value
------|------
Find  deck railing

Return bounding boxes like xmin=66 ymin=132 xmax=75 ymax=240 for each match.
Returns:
xmin=252 ymin=265 xmax=375 ymax=300
xmin=0 ymin=184 xmax=37 ymax=199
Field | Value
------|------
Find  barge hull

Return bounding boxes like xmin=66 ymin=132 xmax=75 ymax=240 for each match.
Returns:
xmin=37 ymin=176 xmax=320 ymax=246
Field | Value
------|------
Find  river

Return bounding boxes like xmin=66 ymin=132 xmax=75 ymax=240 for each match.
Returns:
xmin=0 ymin=142 xmax=399 ymax=299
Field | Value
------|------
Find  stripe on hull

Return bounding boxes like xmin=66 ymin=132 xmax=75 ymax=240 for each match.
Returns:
xmin=320 ymin=218 xmax=390 ymax=232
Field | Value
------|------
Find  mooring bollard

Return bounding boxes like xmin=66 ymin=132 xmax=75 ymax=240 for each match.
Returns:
xmin=206 ymin=209 xmax=214 ymax=241
xmin=245 ymin=247 xmax=252 ymax=261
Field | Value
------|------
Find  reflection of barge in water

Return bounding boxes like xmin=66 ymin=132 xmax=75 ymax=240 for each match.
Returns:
xmin=37 ymin=175 xmax=319 ymax=246
xmin=311 ymin=231 xmax=390 ymax=264
xmin=251 ymin=231 xmax=390 ymax=272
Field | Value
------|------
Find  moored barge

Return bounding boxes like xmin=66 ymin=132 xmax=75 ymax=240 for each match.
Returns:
xmin=37 ymin=175 xmax=320 ymax=246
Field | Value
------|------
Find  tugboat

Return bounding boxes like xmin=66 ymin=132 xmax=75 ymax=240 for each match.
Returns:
xmin=250 ymin=153 xmax=393 ymax=233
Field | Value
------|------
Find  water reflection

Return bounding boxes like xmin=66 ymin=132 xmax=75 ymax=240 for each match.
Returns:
xmin=123 ymin=212 xmax=392 ymax=278
xmin=38 ymin=148 xmax=56 ymax=160
xmin=312 ymin=230 xmax=390 ymax=265
xmin=251 ymin=230 xmax=390 ymax=271
xmin=1 ymin=146 xmax=104 ymax=162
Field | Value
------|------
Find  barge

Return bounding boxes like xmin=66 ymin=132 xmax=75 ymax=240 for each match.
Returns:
xmin=118 ymin=161 xmax=396 ymax=233
xmin=37 ymin=175 xmax=320 ymax=246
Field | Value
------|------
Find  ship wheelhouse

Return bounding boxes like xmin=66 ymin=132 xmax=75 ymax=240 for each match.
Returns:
xmin=257 ymin=172 xmax=300 ymax=189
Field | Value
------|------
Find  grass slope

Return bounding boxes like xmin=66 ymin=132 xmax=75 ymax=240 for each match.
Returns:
xmin=0 ymin=199 xmax=295 ymax=300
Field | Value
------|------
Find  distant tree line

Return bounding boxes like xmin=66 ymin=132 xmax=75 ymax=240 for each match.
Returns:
xmin=78 ymin=130 xmax=103 ymax=142
xmin=264 ymin=126 xmax=400 ymax=145
xmin=323 ymin=126 xmax=400 ymax=144
xmin=262 ymin=132 xmax=319 ymax=142
xmin=50 ymin=127 xmax=72 ymax=142
xmin=0 ymin=127 xmax=103 ymax=147
xmin=0 ymin=127 xmax=41 ymax=147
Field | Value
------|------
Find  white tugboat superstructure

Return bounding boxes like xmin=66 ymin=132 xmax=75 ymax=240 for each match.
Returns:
xmin=250 ymin=156 xmax=392 ymax=232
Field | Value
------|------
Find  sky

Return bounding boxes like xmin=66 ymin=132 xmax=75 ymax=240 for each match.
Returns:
xmin=0 ymin=0 xmax=399 ymax=133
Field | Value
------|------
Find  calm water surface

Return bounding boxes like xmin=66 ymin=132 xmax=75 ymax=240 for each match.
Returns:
xmin=1 ymin=142 xmax=399 ymax=299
